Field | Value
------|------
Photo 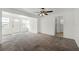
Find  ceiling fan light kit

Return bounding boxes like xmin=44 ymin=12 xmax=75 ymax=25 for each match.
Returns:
xmin=40 ymin=13 xmax=45 ymax=16
xmin=38 ymin=8 xmax=53 ymax=16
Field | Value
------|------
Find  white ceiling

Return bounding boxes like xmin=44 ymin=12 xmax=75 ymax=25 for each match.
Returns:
xmin=22 ymin=8 xmax=54 ymax=13
xmin=16 ymin=8 xmax=56 ymax=16
xmin=19 ymin=8 xmax=74 ymax=14
xmin=3 ymin=8 xmax=73 ymax=18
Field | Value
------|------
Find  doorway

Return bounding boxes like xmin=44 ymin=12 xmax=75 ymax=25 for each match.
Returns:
xmin=55 ymin=16 xmax=64 ymax=37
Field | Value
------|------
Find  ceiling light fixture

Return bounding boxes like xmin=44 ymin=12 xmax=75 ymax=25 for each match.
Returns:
xmin=35 ymin=8 xmax=53 ymax=16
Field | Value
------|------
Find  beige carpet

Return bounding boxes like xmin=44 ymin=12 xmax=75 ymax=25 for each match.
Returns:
xmin=1 ymin=32 xmax=79 ymax=51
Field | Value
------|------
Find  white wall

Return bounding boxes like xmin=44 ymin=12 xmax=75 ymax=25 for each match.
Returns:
xmin=73 ymin=9 xmax=79 ymax=47
xmin=0 ymin=8 xmax=2 ymax=42
xmin=39 ymin=8 xmax=79 ymax=47
xmin=29 ymin=18 xmax=38 ymax=33
xmin=59 ymin=9 xmax=79 ymax=47
xmin=63 ymin=9 xmax=75 ymax=39
xmin=39 ymin=15 xmax=55 ymax=35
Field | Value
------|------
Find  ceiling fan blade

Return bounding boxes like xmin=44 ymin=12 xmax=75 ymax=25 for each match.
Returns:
xmin=44 ymin=13 xmax=48 ymax=15
xmin=41 ymin=8 xmax=45 ymax=9
xmin=47 ymin=11 xmax=53 ymax=13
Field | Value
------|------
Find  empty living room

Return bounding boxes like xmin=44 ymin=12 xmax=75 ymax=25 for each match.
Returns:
xmin=0 ymin=8 xmax=79 ymax=51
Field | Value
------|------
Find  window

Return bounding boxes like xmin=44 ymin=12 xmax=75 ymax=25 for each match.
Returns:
xmin=2 ymin=11 xmax=33 ymax=35
xmin=2 ymin=17 xmax=10 ymax=35
xmin=2 ymin=17 xmax=9 ymax=25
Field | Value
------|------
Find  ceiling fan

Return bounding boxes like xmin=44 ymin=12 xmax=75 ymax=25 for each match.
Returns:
xmin=36 ymin=8 xmax=53 ymax=16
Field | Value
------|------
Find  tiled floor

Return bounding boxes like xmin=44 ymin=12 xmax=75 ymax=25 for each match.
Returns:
xmin=1 ymin=32 xmax=79 ymax=51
